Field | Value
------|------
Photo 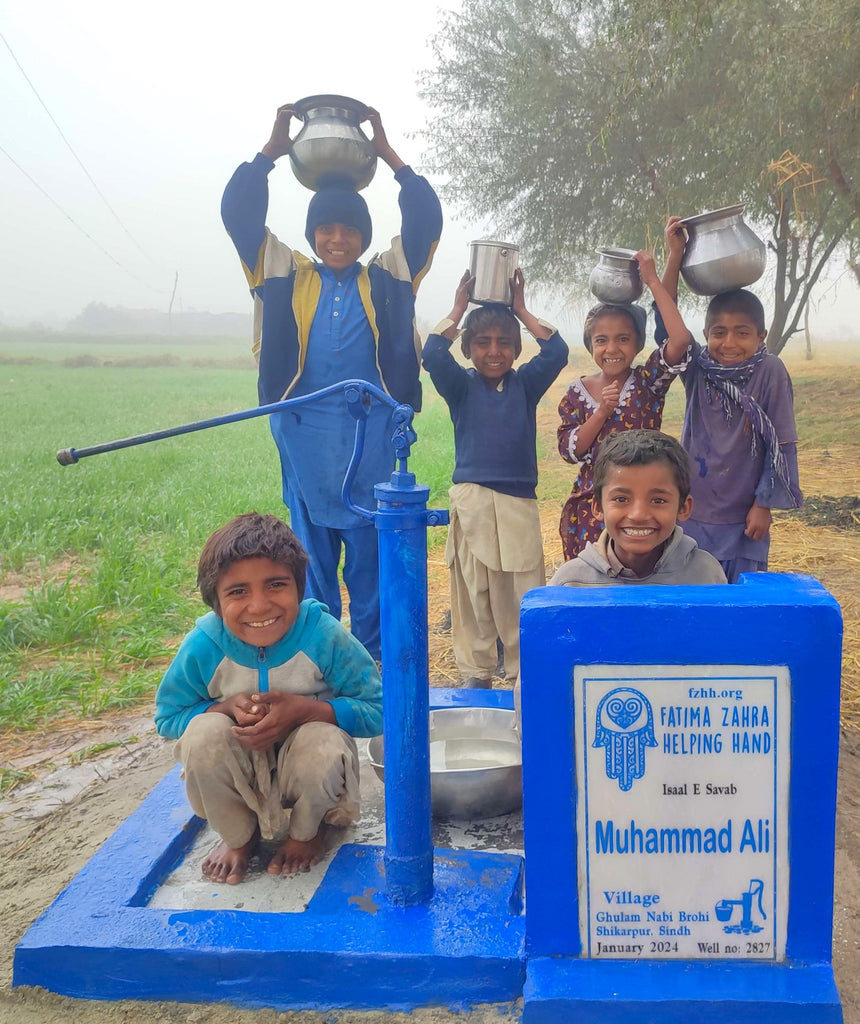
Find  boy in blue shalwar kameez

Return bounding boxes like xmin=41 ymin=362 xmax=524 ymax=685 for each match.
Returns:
xmin=221 ymin=105 xmax=443 ymax=660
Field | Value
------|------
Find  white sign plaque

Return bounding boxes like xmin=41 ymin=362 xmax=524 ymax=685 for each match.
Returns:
xmin=575 ymin=665 xmax=790 ymax=961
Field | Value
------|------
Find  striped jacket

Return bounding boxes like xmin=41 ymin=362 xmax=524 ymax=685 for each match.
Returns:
xmin=221 ymin=154 xmax=442 ymax=411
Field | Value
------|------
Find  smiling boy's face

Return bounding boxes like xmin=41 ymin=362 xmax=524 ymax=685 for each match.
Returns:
xmin=215 ymin=557 xmax=299 ymax=647
xmin=468 ymin=325 xmax=519 ymax=381
xmin=596 ymin=460 xmax=693 ymax=574
xmin=314 ymin=222 xmax=363 ymax=270
xmin=705 ymin=312 xmax=766 ymax=365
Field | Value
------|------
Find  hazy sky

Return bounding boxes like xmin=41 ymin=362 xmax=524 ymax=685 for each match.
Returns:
xmin=2 ymin=0 xmax=857 ymax=340
xmin=1 ymin=0 xmax=497 ymax=329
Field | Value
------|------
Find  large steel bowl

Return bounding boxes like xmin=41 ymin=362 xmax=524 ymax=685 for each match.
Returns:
xmin=367 ymin=707 xmax=522 ymax=820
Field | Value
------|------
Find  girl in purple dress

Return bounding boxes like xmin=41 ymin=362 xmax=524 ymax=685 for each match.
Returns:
xmin=657 ymin=217 xmax=803 ymax=583
xmin=558 ymin=251 xmax=691 ymax=560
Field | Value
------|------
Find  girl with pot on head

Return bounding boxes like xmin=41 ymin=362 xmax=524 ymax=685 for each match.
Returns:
xmin=558 ymin=251 xmax=691 ymax=560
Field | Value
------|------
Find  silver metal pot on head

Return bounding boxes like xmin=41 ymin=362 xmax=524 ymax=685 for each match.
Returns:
xmin=468 ymin=240 xmax=520 ymax=305
xmin=589 ymin=247 xmax=644 ymax=304
xmin=680 ymin=204 xmax=766 ymax=295
xmin=367 ymin=707 xmax=522 ymax=820
xmin=289 ymin=94 xmax=377 ymax=192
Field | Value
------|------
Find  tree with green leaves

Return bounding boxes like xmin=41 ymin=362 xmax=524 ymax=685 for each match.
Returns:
xmin=420 ymin=0 xmax=859 ymax=353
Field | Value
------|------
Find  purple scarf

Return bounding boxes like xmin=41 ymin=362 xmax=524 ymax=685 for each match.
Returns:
xmin=695 ymin=343 xmax=793 ymax=496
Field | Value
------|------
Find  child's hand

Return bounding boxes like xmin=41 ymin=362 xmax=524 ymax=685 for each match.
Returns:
xmin=664 ymin=216 xmax=687 ymax=263
xmin=362 ymin=107 xmax=404 ymax=171
xmin=261 ymin=104 xmax=299 ymax=160
xmin=598 ymin=382 xmax=621 ymax=415
xmin=211 ymin=692 xmax=266 ymax=726
xmin=449 ymin=269 xmax=474 ymax=323
xmin=509 ymin=268 xmax=527 ymax=319
xmin=234 ymin=697 xmax=267 ymax=727
xmin=363 ymin=108 xmax=392 ymax=156
xmin=634 ymin=249 xmax=659 ymax=288
xmin=744 ymin=501 xmax=772 ymax=541
xmin=231 ymin=691 xmax=334 ymax=751
xmin=364 ymin=108 xmax=387 ymax=149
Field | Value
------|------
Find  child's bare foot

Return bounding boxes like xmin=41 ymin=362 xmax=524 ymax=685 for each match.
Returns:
xmin=202 ymin=832 xmax=258 ymax=885
xmin=267 ymin=831 xmax=325 ymax=875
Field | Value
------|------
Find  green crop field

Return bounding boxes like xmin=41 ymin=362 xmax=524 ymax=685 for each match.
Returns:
xmin=0 ymin=342 xmax=454 ymax=748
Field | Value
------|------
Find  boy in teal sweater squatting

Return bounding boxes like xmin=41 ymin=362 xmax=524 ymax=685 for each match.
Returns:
xmin=155 ymin=513 xmax=382 ymax=885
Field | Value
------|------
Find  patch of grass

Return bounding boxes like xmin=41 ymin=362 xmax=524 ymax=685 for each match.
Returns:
xmin=69 ymin=736 xmax=139 ymax=764
xmin=0 ymin=660 xmax=163 ymax=732
xmin=0 ymin=766 xmax=35 ymax=796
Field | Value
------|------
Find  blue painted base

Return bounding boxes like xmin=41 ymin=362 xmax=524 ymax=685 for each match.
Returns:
xmin=14 ymin=766 xmax=525 ymax=1010
xmin=430 ymin=687 xmax=514 ymax=711
xmin=523 ymin=957 xmax=843 ymax=1023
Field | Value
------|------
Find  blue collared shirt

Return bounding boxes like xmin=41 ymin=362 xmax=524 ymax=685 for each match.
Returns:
xmin=270 ymin=263 xmax=394 ymax=528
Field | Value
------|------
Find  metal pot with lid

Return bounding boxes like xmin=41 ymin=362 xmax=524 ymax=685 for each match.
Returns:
xmin=468 ymin=240 xmax=520 ymax=306
xmin=289 ymin=94 xmax=377 ymax=192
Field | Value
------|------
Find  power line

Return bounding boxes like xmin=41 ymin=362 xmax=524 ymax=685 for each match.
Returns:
xmin=1 ymin=28 xmax=164 ymax=271
xmin=0 ymin=141 xmax=166 ymax=292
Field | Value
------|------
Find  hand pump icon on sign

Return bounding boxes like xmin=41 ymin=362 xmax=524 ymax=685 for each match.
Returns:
xmin=715 ymin=879 xmax=767 ymax=935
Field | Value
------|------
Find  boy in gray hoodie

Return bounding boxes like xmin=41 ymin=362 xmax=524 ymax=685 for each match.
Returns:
xmin=550 ymin=430 xmax=726 ymax=587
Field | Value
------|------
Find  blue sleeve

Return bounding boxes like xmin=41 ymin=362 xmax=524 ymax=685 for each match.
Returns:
xmin=154 ymin=629 xmax=225 ymax=740
xmin=422 ymin=332 xmax=469 ymax=408
xmin=394 ymin=166 xmax=443 ymax=285
xmin=308 ymin=617 xmax=383 ymax=737
xmin=221 ymin=153 xmax=276 ymax=281
xmin=517 ymin=332 xmax=569 ymax=402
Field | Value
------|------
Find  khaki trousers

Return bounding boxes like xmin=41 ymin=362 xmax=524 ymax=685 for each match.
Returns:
xmin=175 ymin=712 xmax=360 ymax=848
xmin=448 ymin=511 xmax=545 ymax=682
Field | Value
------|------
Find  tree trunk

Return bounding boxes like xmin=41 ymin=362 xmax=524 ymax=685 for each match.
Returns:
xmin=804 ymin=300 xmax=813 ymax=360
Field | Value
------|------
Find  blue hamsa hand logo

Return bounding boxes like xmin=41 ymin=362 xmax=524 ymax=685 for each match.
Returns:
xmin=593 ymin=687 xmax=657 ymax=791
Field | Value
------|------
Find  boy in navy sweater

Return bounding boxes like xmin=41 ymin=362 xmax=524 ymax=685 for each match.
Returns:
xmin=422 ymin=270 xmax=568 ymax=688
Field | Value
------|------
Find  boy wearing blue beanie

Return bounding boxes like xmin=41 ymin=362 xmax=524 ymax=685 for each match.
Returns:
xmin=222 ymin=105 xmax=443 ymax=661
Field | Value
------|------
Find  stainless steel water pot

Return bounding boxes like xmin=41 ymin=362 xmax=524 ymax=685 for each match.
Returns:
xmin=289 ymin=94 xmax=377 ymax=192
xmin=589 ymin=247 xmax=643 ymax=304
xmin=680 ymin=204 xmax=766 ymax=295
xmin=468 ymin=240 xmax=520 ymax=305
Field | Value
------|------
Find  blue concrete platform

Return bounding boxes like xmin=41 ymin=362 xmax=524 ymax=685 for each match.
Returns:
xmin=430 ymin=687 xmax=514 ymax=711
xmin=14 ymin=752 xmax=525 ymax=1011
xmin=523 ymin=957 xmax=844 ymax=1023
